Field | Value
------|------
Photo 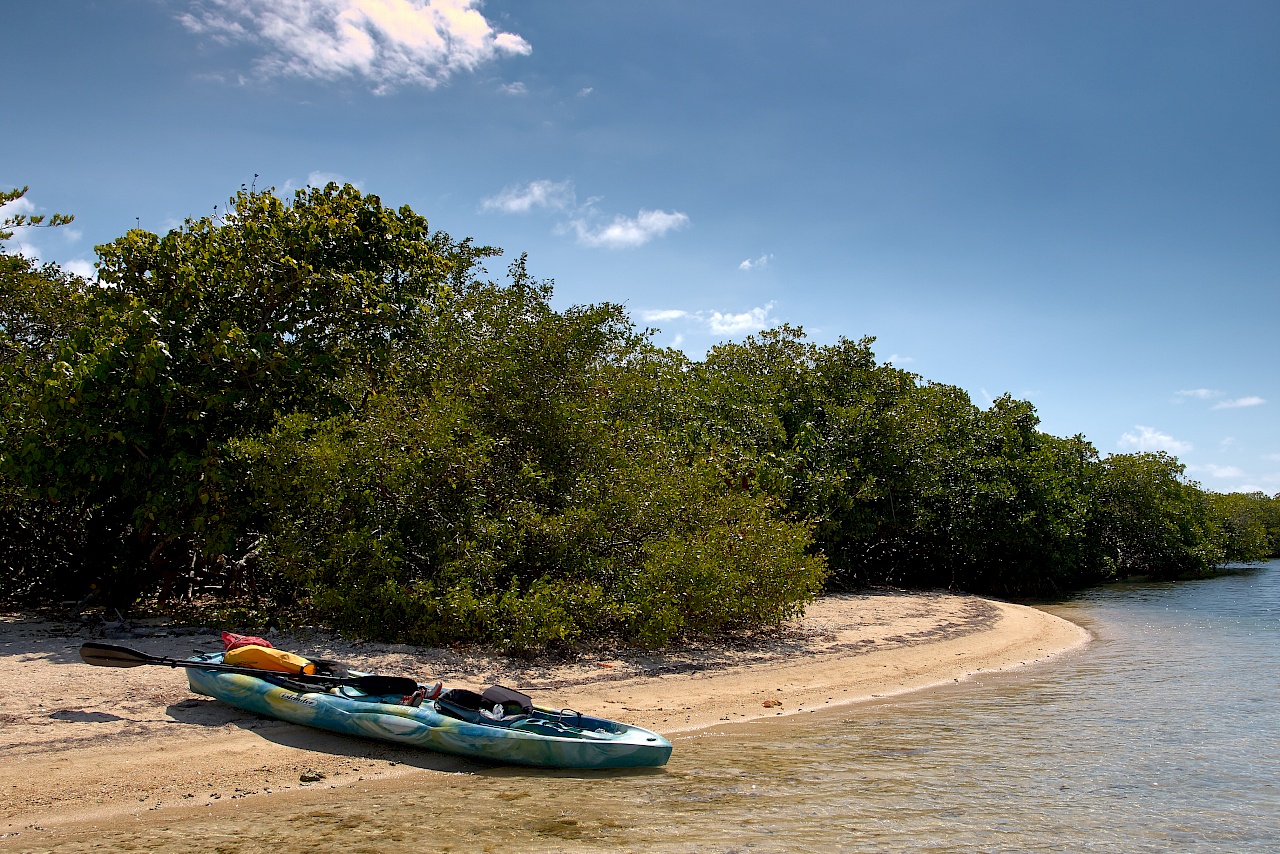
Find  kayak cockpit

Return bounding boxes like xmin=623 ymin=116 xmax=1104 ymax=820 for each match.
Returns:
xmin=431 ymin=686 xmax=629 ymax=739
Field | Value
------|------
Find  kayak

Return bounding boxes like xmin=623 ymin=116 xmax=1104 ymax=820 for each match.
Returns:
xmin=184 ymin=654 xmax=672 ymax=769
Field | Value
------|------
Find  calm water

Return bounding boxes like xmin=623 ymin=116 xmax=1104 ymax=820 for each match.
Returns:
xmin=41 ymin=560 xmax=1280 ymax=852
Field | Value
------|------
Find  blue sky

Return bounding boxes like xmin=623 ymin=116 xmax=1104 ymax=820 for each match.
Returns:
xmin=5 ymin=1 xmax=1278 ymax=493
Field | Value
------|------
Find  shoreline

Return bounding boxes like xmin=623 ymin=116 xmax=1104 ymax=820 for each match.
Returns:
xmin=0 ymin=591 xmax=1088 ymax=838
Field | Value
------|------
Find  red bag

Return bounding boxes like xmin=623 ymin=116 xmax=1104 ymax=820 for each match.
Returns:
xmin=221 ymin=631 xmax=273 ymax=651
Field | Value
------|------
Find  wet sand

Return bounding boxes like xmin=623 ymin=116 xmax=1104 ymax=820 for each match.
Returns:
xmin=0 ymin=591 xmax=1087 ymax=842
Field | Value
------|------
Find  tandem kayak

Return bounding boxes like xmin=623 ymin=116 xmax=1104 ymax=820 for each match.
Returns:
xmin=184 ymin=655 xmax=672 ymax=769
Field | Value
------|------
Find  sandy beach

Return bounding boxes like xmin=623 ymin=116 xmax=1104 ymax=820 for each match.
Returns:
xmin=0 ymin=591 xmax=1087 ymax=839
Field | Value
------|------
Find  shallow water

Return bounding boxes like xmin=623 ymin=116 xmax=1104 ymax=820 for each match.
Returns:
xmin=36 ymin=560 xmax=1280 ymax=852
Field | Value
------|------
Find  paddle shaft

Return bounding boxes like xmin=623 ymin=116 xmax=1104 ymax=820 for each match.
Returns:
xmin=79 ymin=642 xmax=420 ymax=696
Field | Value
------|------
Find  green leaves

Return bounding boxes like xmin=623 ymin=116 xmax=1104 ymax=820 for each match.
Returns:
xmin=1095 ymin=453 xmax=1226 ymax=578
xmin=1 ymin=184 xmax=493 ymax=604
xmin=224 ymin=262 xmax=828 ymax=651
xmin=3 ymin=179 xmax=1259 ymax=637
xmin=0 ymin=186 xmax=74 ymax=242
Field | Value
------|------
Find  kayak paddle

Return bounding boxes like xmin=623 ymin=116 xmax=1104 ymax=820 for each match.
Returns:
xmin=79 ymin=642 xmax=421 ymax=696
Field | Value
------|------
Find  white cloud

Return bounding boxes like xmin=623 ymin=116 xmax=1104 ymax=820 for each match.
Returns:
xmin=178 ymin=0 xmax=531 ymax=92
xmin=577 ymin=87 xmax=593 ymax=97
xmin=1212 ymin=396 xmax=1265 ymax=410
xmin=64 ymin=259 xmax=96 ymax=278
xmin=639 ymin=309 xmax=689 ymax=322
xmin=309 ymin=170 xmax=359 ymax=188
xmin=0 ymin=195 xmax=36 ymax=219
xmin=738 ymin=253 xmax=773 ymax=271
xmin=1117 ymin=425 xmax=1193 ymax=454
xmin=483 ymin=179 xmax=688 ymax=249
xmin=281 ymin=171 xmax=363 ymax=194
xmin=707 ymin=303 xmax=774 ymax=335
xmin=1263 ymin=453 xmax=1280 ymax=463
xmin=1188 ymin=463 xmax=1245 ymax=479
xmin=0 ymin=195 xmax=45 ymax=255
xmin=9 ymin=240 xmax=40 ymax=259
xmin=570 ymin=209 xmax=689 ymax=249
xmin=886 ymin=353 xmax=914 ymax=365
xmin=2 ymin=193 xmax=87 ymax=271
xmin=498 ymin=81 xmax=526 ymax=95
xmin=1176 ymin=388 xmax=1221 ymax=400
xmin=481 ymin=179 xmax=574 ymax=214
xmin=639 ymin=302 xmax=775 ymax=337
xmin=1174 ymin=388 xmax=1265 ymax=410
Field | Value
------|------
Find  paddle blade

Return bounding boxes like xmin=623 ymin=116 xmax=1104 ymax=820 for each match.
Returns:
xmin=79 ymin=642 xmax=153 ymax=668
xmin=352 ymin=674 xmax=421 ymax=696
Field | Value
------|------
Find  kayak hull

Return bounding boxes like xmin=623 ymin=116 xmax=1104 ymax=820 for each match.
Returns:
xmin=185 ymin=665 xmax=672 ymax=770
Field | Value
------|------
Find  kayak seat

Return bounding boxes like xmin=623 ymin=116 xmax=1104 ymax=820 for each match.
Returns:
xmin=481 ymin=685 xmax=534 ymax=716
xmin=435 ymin=687 xmax=533 ymax=724
xmin=439 ymin=687 xmax=484 ymax=710
xmin=435 ymin=688 xmax=486 ymax=723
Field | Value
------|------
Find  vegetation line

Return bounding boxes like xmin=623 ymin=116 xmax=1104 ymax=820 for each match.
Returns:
xmin=2 ymin=184 xmax=1276 ymax=651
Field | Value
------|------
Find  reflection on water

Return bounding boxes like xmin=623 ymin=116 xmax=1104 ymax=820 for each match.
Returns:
xmin=31 ymin=561 xmax=1280 ymax=852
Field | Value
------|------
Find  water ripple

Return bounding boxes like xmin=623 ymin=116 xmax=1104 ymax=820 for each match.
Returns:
xmin=34 ymin=560 xmax=1280 ymax=853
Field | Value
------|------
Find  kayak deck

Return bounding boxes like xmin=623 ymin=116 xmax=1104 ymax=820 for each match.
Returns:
xmin=185 ymin=657 xmax=672 ymax=769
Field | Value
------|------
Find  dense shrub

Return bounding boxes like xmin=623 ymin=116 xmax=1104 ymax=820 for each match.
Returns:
xmin=1093 ymin=453 xmax=1225 ymax=578
xmin=1206 ymin=491 xmax=1280 ymax=562
xmin=2 ymin=182 xmax=1270 ymax=646
xmin=226 ymin=269 xmax=826 ymax=650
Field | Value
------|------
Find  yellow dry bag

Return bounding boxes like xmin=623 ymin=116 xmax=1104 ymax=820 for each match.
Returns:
xmin=223 ymin=644 xmax=316 ymax=675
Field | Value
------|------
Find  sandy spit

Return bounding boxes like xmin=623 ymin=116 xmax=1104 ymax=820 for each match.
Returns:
xmin=0 ymin=591 xmax=1087 ymax=838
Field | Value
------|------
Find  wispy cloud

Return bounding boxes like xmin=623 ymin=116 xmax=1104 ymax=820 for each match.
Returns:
xmin=1117 ymin=425 xmax=1193 ymax=454
xmin=1263 ymin=453 xmax=1280 ymax=463
xmin=640 ymin=309 xmax=689 ymax=322
xmin=577 ymin=87 xmax=593 ymax=97
xmin=484 ymin=179 xmax=689 ymax=249
xmin=569 ymin=209 xmax=689 ymax=249
xmin=480 ymin=179 xmax=575 ymax=214
xmin=639 ymin=302 xmax=775 ymax=336
xmin=178 ymin=0 xmax=531 ymax=92
xmin=886 ymin=353 xmax=914 ymax=365
xmin=1188 ymin=463 xmax=1245 ymax=479
xmin=1176 ymin=388 xmax=1221 ymax=401
xmin=1212 ymin=396 xmax=1265 ymax=410
xmin=1174 ymin=388 xmax=1265 ymax=410
xmin=738 ymin=253 xmax=773 ymax=271
xmin=309 ymin=170 xmax=359 ymax=188
xmin=498 ymin=81 xmax=526 ymax=95
xmin=282 ymin=171 xmax=363 ymax=193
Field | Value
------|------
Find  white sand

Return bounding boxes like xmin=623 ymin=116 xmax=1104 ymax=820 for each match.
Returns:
xmin=0 ymin=590 xmax=1087 ymax=837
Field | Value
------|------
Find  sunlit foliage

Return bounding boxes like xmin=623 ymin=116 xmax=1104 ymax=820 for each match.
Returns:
xmin=1 ymin=184 xmax=1269 ymax=647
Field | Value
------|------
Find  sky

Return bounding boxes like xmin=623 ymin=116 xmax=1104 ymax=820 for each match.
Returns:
xmin=4 ymin=0 xmax=1278 ymax=493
